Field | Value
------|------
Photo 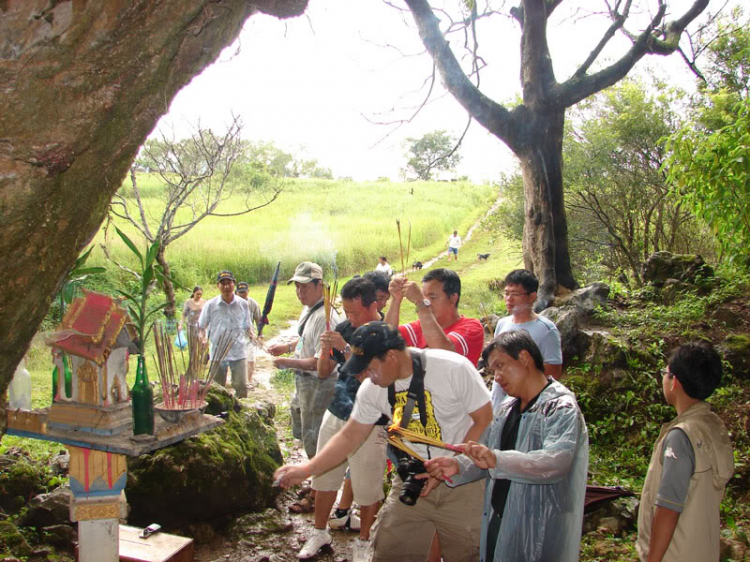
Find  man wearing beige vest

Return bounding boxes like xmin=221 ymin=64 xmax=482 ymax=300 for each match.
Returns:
xmin=637 ymin=342 xmax=734 ymax=562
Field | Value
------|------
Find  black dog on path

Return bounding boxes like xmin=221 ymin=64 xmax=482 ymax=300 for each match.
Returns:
xmin=477 ymin=253 xmax=491 ymax=261
xmin=413 ymin=261 xmax=423 ymax=270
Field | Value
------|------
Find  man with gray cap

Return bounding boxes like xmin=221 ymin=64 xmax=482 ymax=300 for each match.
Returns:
xmin=198 ymin=270 xmax=253 ymax=398
xmin=269 ymin=262 xmax=340 ymax=459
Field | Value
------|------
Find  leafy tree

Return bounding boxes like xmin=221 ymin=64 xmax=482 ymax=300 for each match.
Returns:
xmin=402 ymin=0 xmax=713 ymax=308
xmin=564 ymin=80 xmax=711 ymax=285
xmin=666 ymin=96 xmax=750 ymax=263
xmin=403 ymin=130 xmax=462 ymax=180
xmin=109 ymin=117 xmax=282 ymax=320
xmin=693 ymin=6 xmax=750 ymax=130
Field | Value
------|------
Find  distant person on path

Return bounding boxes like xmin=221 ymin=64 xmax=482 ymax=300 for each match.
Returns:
xmin=178 ymin=286 xmax=206 ymax=332
xmin=492 ymin=269 xmax=562 ymax=410
xmin=236 ymin=281 xmax=262 ymax=387
xmin=376 ymin=256 xmax=394 ymax=277
xmin=268 ymin=261 xmax=340 ymax=459
xmin=198 ymin=271 xmax=252 ymax=398
xmin=298 ymin=277 xmax=386 ymax=561
xmin=363 ymin=270 xmax=391 ymax=317
xmin=425 ymin=331 xmax=588 ymax=562
xmin=637 ymin=342 xmax=734 ymax=562
xmin=446 ymin=230 xmax=461 ymax=261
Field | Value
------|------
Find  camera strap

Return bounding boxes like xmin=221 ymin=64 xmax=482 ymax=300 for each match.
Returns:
xmin=388 ymin=349 xmax=428 ymax=429
xmin=297 ymin=299 xmax=324 ymax=337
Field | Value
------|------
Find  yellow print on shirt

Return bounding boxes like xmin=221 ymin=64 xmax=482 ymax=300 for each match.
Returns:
xmin=391 ymin=389 xmax=442 ymax=442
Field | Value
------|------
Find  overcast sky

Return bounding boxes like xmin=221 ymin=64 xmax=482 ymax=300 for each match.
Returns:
xmin=157 ymin=0 xmax=724 ymax=182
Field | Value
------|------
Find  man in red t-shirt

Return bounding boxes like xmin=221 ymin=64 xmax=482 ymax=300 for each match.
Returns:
xmin=385 ymin=268 xmax=484 ymax=366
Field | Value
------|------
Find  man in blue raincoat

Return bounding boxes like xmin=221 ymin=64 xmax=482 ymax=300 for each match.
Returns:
xmin=425 ymin=330 xmax=589 ymax=562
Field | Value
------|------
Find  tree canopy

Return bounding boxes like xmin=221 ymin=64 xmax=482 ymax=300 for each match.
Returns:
xmin=403 ymin=130 xmax=462 ymax=180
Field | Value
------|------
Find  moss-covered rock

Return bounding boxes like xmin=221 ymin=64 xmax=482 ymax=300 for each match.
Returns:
xmin=0 ymin=520 xmax=32 ymax=557
xmin=126 ymin=389 xmax=283 ymax=528
xmin=720 ymin=333 xmax=750 ymax=380
xmin=642 ymin=251 xmax=714 ymax=287
xmin=0 ymin=452 xmax=49 ymax=513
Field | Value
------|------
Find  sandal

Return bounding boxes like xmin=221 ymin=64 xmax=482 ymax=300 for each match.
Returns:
xmin=289 ymin=496 xmax=315 ymax=514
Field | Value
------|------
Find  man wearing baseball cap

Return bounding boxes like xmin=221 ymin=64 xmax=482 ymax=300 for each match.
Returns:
xmin=198 ymin=270 xmax=253 ymax=397
xmin=268 ymin=262 xmax=340 ymax=459
xmin=235 ymin=281 xmax=262 ymax=387
xmin=274 ymin=321 xmax=492 ymax=562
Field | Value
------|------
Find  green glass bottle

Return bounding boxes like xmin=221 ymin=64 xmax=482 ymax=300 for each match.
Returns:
xmin=131 ymin=355 xmax=154 ymax=435
xmin=63 ymin=353 xmax=73 ymax=399
xmin=51 ymin=364 xmax=59 ymax=403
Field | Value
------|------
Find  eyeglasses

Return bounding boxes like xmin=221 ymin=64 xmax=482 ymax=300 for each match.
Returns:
xmin=503 ymin=291 xmax=529 ymax=298
xmin=660 ymin=368 xmax=674 ymax=379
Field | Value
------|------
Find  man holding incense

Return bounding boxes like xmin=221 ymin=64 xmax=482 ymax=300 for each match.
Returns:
xmin=298 ymin=277 xmax=386 ymax=561
xmin=198 ymin=270 xmax=253 ymax=398
xmin=385 ymin=268 xmax=484 ymax=366
xmin=268 ymin=261 xmax=340 ymax=459
xmin=425 ymin=331 xmax=589 ymax=562
xmin=275 ymin=322 xmax=492 ymax=562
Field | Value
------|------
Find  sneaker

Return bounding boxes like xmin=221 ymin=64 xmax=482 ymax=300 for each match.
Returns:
xmin=328 ymin=510 xmax=361 ymax=531
xmin=351 ymin=537 xmax=373 ymax=562
xmin=298 ymin=529 xmax=331 ymax=559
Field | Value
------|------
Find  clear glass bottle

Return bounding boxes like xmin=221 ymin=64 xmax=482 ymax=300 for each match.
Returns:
xmin=9 ymin=359 xmax=32 ymax=410
xmin=131 ymin=355 xmax=154 ymax=435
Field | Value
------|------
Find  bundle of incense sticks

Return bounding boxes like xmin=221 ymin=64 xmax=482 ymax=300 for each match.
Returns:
xmin=388 ymin=434 xmax=454 ymax=484
xmin=387 ymin=424 xmax=466 ymax=454
xmin=152 ymin=322 xmax=236 ymax=410
xmin=323 ymin=278 xmax=338 ymax=331
xmin=396 ymin=220 xmax=412 ymax=276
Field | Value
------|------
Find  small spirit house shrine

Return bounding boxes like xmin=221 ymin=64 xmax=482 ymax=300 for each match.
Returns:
xmin=47 ymin=290 xmax=137 ymax=435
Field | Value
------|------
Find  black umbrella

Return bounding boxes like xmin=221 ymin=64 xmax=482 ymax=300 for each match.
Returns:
xmin=257 ymin=261 xmax=281 ymax=336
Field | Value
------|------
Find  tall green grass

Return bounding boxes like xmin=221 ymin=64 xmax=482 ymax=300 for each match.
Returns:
xmin=95 ymin=175 xmax=496 ymax=288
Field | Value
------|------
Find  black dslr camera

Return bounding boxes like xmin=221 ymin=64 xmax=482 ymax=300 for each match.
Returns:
xmin=396 ymin=456 xmax=427 ymax=506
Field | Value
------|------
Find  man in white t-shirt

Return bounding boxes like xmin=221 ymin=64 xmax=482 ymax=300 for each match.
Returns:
xmin=275 ymin=322 xmax=492 ymax=562
xmin=492 ymin=269 xmax=562 ymax=410
xmin=446 ymin=230 xmax=461 ymax=261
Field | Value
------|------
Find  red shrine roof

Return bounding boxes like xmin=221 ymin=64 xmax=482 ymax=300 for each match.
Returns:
xmin=47 ymin=291 xmax=132 ymax=365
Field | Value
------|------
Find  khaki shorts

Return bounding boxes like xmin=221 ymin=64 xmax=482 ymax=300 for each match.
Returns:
xmin=312 ymin=410 xmax=388 ymax=506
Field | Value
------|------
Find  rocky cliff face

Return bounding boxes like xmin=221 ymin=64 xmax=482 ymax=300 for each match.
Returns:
xmin=0 ymin=0 xmax=308 ymax=432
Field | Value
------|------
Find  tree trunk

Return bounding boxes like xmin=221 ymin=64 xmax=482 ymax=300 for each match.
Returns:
xmin=157 ymin=246 xmax=177 ymax=322
xmin=519 ymin=110 xmax=577 ymax=310
xmin=0 ymin=0 xmax=308 ymax=432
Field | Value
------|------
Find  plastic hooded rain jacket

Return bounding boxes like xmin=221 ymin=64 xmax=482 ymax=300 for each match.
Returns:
xmin=451 ymin=379 xmax=589 ymax=562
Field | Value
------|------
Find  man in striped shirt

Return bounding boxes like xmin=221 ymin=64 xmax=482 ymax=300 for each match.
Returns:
xmin=385 ymin=268 xmax=484 ymax=367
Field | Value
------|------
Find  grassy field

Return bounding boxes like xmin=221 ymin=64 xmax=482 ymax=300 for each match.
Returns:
xmin=5 ymin=175 xmax=522 ymax=457
xmin=96 ymin=174 xmax=498 ymax=286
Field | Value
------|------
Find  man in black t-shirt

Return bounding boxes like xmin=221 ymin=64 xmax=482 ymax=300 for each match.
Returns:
xmin=297 ymin=278 xmax=385 ymax=561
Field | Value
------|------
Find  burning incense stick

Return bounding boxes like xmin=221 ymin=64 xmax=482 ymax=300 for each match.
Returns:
xmin=323 ymin=277 xmax=338 ymax=331
xmin=405 ymin=221 xmax=412 ymax=273
xmin=396 ymin=219 xmax=406 ymax=275
xmin=388 ymin=424 xmax=466 ymax=454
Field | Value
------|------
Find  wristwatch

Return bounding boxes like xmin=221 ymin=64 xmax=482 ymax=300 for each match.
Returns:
xmin=415 ymin=299 xmax=431 ymax=312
